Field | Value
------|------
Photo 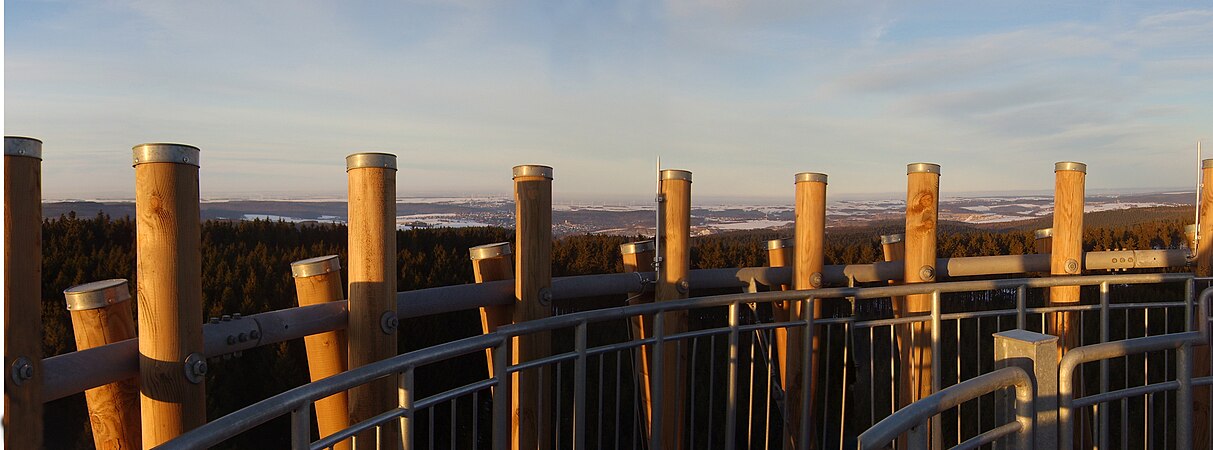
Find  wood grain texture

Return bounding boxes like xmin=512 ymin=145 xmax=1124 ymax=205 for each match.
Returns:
xmin=767 ymin=244 xmax=792 ymax=397
xmin=4 ymin=155 xmax=43 ymax=449
xmin=655 ymin=176 xmax=690 ymax=450
xmin=472 ymin=254 xmax=513 ymax=379
xmin=70 ymin=301 xmax=141 ymax=450
xmin=513 ymin=175 xmax=553 ymax=450
xmin=621 ymin=247 xmax=655 ymax=439
xmin=903 ymin=170 xmax=938 ymax=410
xmin=789 ymin=178 xmax=825 ymax=449
xmin=346 ymin=166 xmax=398 ymax=449
xmin=294 ymin=270 xmax=351 ymax=450
xmin=1049 ymin=169 xmax=1084 ymax=355
xmin=135 ymin=162 xmax=205 ymax=447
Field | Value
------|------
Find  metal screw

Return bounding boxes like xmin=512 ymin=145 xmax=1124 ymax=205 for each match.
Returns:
xmin=226 ymin=335 xmax=237 ymax=345
xmin=677 ymin=279 xmax=690 ymax=294
xmin=10 ymin=357 xmax=33 ymax=386
xmin=233 ymin=313 xmax=241 ymax=320
xmin=209 ymin=317 xmax=220 ymax=324
xmin=238 ymin=333 xmax=248 ymax=343
xmin=249 ymin=329 xmax=261 ymax=340
xmin=810 ymin=272 xmax=823 ymax=288
xmin=539 ymin=288 xmax=553 ymax=306
xmin=919 ymin=265 xmax=936 ymax=282
xmin=221 ymin=314 xmax=231 ymax=322
xmin=192 ymin=360 xmax=207 ymax=376
xmin=380 ymin=311 xmax=399 ymax=334
xmin=1065 ymin=259 xmax=1080 ymax=274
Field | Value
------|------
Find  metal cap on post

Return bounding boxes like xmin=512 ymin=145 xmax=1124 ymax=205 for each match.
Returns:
xmin=345 ymin=153 xmax=398 ymax=171
xmin=880 ymin=233 xmax=904 ymax=245
xmin=513 ymin=164 xmax=553 ymax=180
xmin=64 ymin=279 xmax=132 ymax=311
xmin=660 ymin=169 xmax=692 ymax=183
xmin=1034 ymin=228 xmax=1053 ymax=240
xmin=907 ymin=163 xmax=941 ymax=175
xmin=291 ymin=255 xmax=342 ymax=278
xmin=1055 ymin=161 xmax=1087 ymax=173
xmin=621 ymin=240 xmax=655 ymax=256
xmin=4 ymin=136 xmax=43 ymax=160
xmin=767 ymin=238 xmax=794 ymax=251
xmin=795 ymin=172 xmax=828 ymax=184
xmin=470 ymin=242 xmax=512 ymax=261
xmin=132 ymin=143 xmax=200 ymax=167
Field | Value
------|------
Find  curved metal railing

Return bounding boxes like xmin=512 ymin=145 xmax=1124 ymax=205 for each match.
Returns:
xmin=154 ymin=272 xmax=1201 ymax=449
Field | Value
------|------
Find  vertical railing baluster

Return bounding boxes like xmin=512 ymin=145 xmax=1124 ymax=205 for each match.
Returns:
xmin=1099 ymin=282 xmax=1110 ymax=449
xmin=651 ymin=311 xmax=666 ymax=449
xmin=800 ymin=297 xmax=815 ymax=450
xmin=493 ymin=339 xmax=511 ymax=450
xmin=1016 ymin=285 xmax=1026 ymax=330
xmin=930 ymin=290 xmax=942 ymax=449
xmin=400 ymin=366 xmax=416 ymax=450
xmin=292 ymin=402 xmax=312 ymax=450
xmin=574 ymin=321 xmax=588 ymax=450
xmin=726 ymin=301 xmax=741 ymax=450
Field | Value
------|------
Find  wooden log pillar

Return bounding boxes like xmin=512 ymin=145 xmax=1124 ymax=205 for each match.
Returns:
xmin=766 ymin=238 xmax=793 ymax=395
xmin=345 ymin=153 xmax=399 ymax=449
xmin=470 ymin=242 xmax=514 ymax=378
xmin=1049 ymin=162 xmax=1085 ymax=356
xmin=903 ymin=163 xmax=940 ymax=411
xmin=791 ymin=172 xmax=827 ymax=448
xmin=1034 ymin=228 xmax=1053 ymax=254
xmin=620 ymin=240 xmax=655 ymax=438
xmin=290 ymin=255 xmax=351 ymax=450
xmin=133 ymin=143 xmax=206 ymax=447
xmin=1193 ymin=159 xmax=1213 ymax=449
xmin=512 ymin=165 xmax=554 ymax=450
xmin=64 ymin=279 xmax=141 ymax=450
xmin=881 ymin=232 xmax=909 ymax=450
xmin=655 ymin=169 xmax=691 ymax=450
xmin=4 ymin=136 xmax=42 ymax=450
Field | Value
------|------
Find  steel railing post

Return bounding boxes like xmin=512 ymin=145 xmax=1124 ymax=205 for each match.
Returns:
xmin=574 ymin=321 xmax=588 ymax=450
xmin=1098 ymin=281 xmax=1110 ymax=449
xmin=292 ymin=402 xmax=312 ymax=450
xmin=1178 ymin=340 xmax=1193 ymax=450
xmin=726 ymin=301 xmax=740 ymax=450
xmin=493 ymin=340 xmax=512 ymax=450
xmin=993 ymin=329 xmax=1058 ymax=450
xmin=650 ymin=310 xmax=666 ymax=450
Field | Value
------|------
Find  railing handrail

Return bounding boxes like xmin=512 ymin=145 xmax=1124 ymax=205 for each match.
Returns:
xmin=153 ymin=273 xmax=1195 ymax=449
xmin=856 ymin=366 xmax=1034 ymax=450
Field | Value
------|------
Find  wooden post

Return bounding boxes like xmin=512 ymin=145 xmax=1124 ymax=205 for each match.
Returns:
xmin=1034 ymin=228 xmax=1053 ymax=254
xmin=64 ymin=279 xmax=141 ymax=450
xmin=133 ymin=143 xmax=206 ymax=447
xmin=655 ymin=169 xmax=691 ymax=450
xmin=345 ymin=153 xmax=398 ymax=449
xmin=766 ymin=238 xmax=793 ymax=396
xmin=4 ymin=136 xmax=43 ymax=450
xmin=512 ymin=165 xmax=554 ymax=450
xmin=1049 ymin=162 xmax=1085 ymax=356
xmin=903 ymin=163 xmax=940 ymax=410
xmin=881 ymin=232 xmax=911 ymax=449
xmin=290 ymin=255 xmax=351 ymax=450
xmin=1192 ymin=159 xmax=1213 ymax=449
xmin=790 ymin=172 xmax=826 ymax=448
xmin=470 ymin=242 xmax=514 ymax=377
xmin=620 ymin=240 xmax=655 ymax=438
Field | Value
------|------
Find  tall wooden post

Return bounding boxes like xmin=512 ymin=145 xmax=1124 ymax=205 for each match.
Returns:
xmin=903 ymin=163 xmax=940 ymax=411
xmin=513 ymin=165 xmax=554 ymax=450
xmin=655 ymin=169 xmax=691 ymax=450
xmin=470 ymin=242 xmax=514 ymax=378
xmin=1049 ymin=162 xmax=1085 ymax=356
xmin=791 ymin=172 xmax=826 ymax=448
xmin=64 ymin=279 xmax=141 ymax=450
xmin=880 ymin=232 xmax=910 ymax=449
xmin=346 ymin=153 xmax=398 ymax=448
xmin=766 ymin=238 xmax=793 ymax=394
xmin=1192 ymin=159 xmax=1213 ymax=449
xmin=133 ymin=143 xmax=205 ymax=446
xmin=4 ymin=136 xmax=43 ymax=450
xmin=291 ymin=255 xmax=351 ymax=450
xmin=620 ymin=240 xmax=655 ymax=438
xmin=1034 ymin=228 xmax=1053 ymax=254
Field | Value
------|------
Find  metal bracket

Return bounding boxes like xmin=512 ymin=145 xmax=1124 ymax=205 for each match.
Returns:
xmin=10 ymin=357 xmax=33 ymax=386
xmin=380 ymin=311 xmax=399 ymax=334
xmin=184 ymin=353 xmax=207 ymax=384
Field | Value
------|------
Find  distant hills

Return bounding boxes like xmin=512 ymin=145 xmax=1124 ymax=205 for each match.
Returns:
xmin=43 ymin=190 xmax=1197 ymax=237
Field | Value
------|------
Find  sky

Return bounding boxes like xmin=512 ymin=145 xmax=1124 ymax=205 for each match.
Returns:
xmin=4 ymin=1 xmax=1213 ymax=202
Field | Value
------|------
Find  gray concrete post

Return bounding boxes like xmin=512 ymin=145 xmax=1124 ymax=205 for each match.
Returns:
xmin=994 ymin=329 xmax=1058 ymax=449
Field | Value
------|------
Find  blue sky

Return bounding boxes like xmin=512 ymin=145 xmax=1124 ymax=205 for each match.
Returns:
xmin=5 ymin=1 xmax=1212 ymax=201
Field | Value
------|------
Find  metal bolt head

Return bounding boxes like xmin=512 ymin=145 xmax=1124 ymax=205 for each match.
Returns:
xmin=233 ymin=313 xmax=241 ymax=320
xmin=209 ymin=317 xmax=220 ymax=324
xmin=221 ymin=314 xmax=231 ymax=322
xmin=249 ymin=329 xmax=261 ymax=340
xmin=919 ymin=265 xmax=936 ymax=282
xmin=238 ymin=333 xmax=248 ymax=343
xmin=809 ymin=272 xmax=823 ymax=288
xmin=677 ymin=279 xmax=690 ymax=294
xmin=1064 ymin=258 xmax=1080 ymax=274
xmin=380 ymin=311 xmax=400 ymax=334
xmin=193 ymin=360 xmax=208 ymax=376
xmin=539 ymin=288 xmax=553 ymax=306
xmin=184 ymin=353 xmax=207 ymax=383
xmin=227 ymin=335 xmax=237 ymax=345
xmin=10 ymin=357 xmax=33 ymax=386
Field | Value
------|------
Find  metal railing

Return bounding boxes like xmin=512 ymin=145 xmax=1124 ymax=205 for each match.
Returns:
xmin=153 ymin=272 xmax=1208 ymax=449
xmin=856 ymin=366 xmax=1034 ymax=450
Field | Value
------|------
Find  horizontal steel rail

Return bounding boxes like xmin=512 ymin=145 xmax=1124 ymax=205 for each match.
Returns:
xmin=855 ymin=366 xmax=1034 ymax=450
xmin=151 ymin=273 xmax=1196 ymax=449
xmin=1058 ymin=331 xmax=1207 ymax=450
xmin=41 ymin=267 xmax=1194 ymax=402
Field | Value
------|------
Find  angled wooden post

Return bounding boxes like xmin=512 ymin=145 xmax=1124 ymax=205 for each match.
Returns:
xmin=1049 ymin=162 xmax=1085 ymax=355
xmin=133 ymin=143 xmax=206 ymax=447
xmin=766 ymin=238 xmax=793 ymax=396
xmin=655 ymin=169 xmax=691 ymax=450
xmin=345 ymin=153 xmax=399 ymax=449
xmin=470 ymin=242 xmax=514 ymax=378
xmin=791 ymin=172 xmax=826 ymax=448
xmin=621 ymin=240 xmax=656 ymax=438
xmin=291 ymin=255 xmax=351 ymax=450
xmin=4 ymin=136 xmax=43 ymax=450
xmin=64 ymin=279 xmax=141 ymax=450
xmin=512 ymin=165 xmax=554 ymax=450
xmin=903 ymin=163 xmax=940 ymax=412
